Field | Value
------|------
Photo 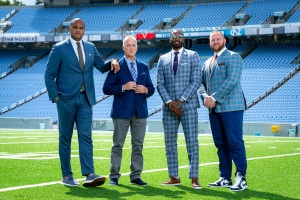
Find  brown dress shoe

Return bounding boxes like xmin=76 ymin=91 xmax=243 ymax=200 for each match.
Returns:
xmin=161 ymin=177 xmax=181 ymax=186
xmin=192 ymin=178 xmax=202 ymax=189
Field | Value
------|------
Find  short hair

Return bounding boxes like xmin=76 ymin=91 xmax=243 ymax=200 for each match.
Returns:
xmin=70 ymin=18 xmax=85 ymax=28
xmin=123 ymin=35 xmax=137 ymax=46
xmin=210 ymin=30 xmax=224 ymax=40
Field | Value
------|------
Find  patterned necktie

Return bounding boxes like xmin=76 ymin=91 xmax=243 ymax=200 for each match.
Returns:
xmin=76 ymin=42 xmax=84 ymax=69
xmin=173 ymin=51 xmax=179 ymax=75
xmin=210 ymin=54 xmax=218 ymax=72
xmin=130 ymin=62 xmax=137 ymax=82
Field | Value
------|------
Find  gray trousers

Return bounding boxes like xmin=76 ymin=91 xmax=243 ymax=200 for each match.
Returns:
xmin=110 ymin=116 xmax=147 ymax=181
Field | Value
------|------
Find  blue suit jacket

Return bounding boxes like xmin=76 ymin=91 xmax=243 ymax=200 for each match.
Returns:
xmin=199 ymin=48 xmax=246 ymax=112
xmin=157 ymin=48 xmax=201 ymax=111
xmin=44 ymin=39 xmax=111 ymax=106
xmin=103 ymin=57 xmax=155 ymax=119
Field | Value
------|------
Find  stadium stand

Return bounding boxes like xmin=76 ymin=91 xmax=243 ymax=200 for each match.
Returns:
xmin=0 ymin=0 xmax=299 ymax=126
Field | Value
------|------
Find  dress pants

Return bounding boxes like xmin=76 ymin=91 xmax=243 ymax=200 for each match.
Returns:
xmin=110 ymin=116 xmax=146 ymax=181
xmin=57 ymin=92 xmax=94 ymax=177
xmin=209 ymin=109 xmax=247 ymax=179
xmin=162 ymin=108 xmax=199 ymax=178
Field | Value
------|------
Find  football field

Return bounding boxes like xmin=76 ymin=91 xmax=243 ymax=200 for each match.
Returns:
xmin=0 ymin=129 xmax=299 ymax=200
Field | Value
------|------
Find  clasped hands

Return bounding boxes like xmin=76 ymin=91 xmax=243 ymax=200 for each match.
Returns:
xmin=168 ymin=100 xmax=183 ymax=117
xmin=204 ymin=96 xmax=216 ymax=109
xmin=123 ymin=81 xmax=148 ymax=94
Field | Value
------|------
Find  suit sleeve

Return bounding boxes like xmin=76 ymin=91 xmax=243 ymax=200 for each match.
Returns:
xmin=94 ymin=45 xmax=111 ymax=73
xmin=156 ymin=57 xmax=171 ymax=104
xmin=145 ymin=65 xmax=155 ymax=98
xmin=44 ymin=45 xmax=60 ymax=101
xmin=102 ymin=70 xmax=123 ymax=95
xmin=198 ymin=62 xmax=208 ymax=104
xmin=212 ymin=53 xmax=244 ymax=103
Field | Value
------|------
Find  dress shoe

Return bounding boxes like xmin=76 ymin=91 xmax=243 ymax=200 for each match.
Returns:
xmin=192 ymin=177 xmax=202 ymax=189
xmin=161 ymin=177 xmax=181 ymax=186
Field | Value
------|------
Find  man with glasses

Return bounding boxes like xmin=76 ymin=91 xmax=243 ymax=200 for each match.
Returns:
xmin=157 ymin=29 xmax=202 ymax=189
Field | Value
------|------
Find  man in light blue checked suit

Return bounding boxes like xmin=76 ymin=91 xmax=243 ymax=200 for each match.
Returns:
xmin=199 ymin=30 xmax=248 ymax=191
xmin=157 ymin=29 xmax=202 ymax=189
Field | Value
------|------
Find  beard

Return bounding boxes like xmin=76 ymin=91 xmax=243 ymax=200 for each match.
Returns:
xmin=210 ymin=42 xmax=225 ymax=52
xmin=171 ymin=41 xmax=183 ymax=50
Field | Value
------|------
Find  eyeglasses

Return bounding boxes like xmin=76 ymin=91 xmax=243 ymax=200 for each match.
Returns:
xmin=171 ymin=34 xmax=184 ymax=39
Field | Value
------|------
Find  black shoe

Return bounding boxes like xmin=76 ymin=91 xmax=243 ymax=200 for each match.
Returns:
xmin=130 ymin=178 xmax=147 ymax=186
xmin=110 ymin=178 xmax=118 ymax=186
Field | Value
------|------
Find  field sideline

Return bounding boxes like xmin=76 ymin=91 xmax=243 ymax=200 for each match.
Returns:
xmin=0 ymin=129 xmax=300 ymax=200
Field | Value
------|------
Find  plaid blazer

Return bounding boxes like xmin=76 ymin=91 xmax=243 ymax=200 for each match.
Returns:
xmin=199 ymin=48 xmax=246 ymax=112
xmin=157 ymin=48 xmax=201 ymax=111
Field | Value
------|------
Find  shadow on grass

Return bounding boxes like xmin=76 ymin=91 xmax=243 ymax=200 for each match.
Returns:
xmin=180 ymin=185 xmax=299 ymax=200
xmin=64 ymin=184 xmax=298 ymax=200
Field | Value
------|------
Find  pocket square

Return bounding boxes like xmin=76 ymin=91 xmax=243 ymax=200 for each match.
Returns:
xmin=89 ymin=54 xmax=92 ymax=56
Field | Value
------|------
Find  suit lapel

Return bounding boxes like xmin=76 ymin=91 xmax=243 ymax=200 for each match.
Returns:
xmin=166 ymin=51 xmax=175 ymax=75
xmin=66 ymin=39 xmax=84 ymax=72
xmin=120 ymin=58 xmax=134 ymax=81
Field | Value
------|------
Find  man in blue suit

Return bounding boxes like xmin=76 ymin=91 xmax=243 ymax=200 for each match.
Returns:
xmin=199 ymin=30 xmax=248 ymax=191
xmin=157 ymin=30 xmax=202 ymax=189
xmin=103 ymin=35 xmax=155 ymax=186
xmin=44 ymin=18 xmax=119 ymax=187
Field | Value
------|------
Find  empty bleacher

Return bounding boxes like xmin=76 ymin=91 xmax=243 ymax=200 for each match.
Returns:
xmin=0 ymin=1 xmax=299 ymax=125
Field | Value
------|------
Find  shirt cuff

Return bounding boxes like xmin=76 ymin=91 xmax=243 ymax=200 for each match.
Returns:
xmin=211 ymin=96 xmax=216 ymax=102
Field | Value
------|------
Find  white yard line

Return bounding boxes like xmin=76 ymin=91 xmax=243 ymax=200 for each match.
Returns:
xmin=0 ymin=152 xmax=299 ymax=193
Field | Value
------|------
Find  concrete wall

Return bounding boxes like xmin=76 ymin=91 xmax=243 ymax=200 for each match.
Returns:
xmin=0 ymin=117 xmax=298 ymax=137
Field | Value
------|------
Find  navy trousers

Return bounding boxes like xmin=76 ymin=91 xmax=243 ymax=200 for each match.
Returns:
xmin=209 ymin=109 xmax=247 ymax=179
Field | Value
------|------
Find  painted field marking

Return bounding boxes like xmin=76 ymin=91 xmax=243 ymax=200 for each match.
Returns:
xmin=0 ymin=152 xmax=299 ymax=193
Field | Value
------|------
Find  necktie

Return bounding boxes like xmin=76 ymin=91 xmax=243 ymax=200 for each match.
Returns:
xmin=76 ymin=42 xmax=84 ymax=69
xmin=130 ymin=62 xmax=137 ymax=82
xmin=173 ymin=51 xmax=179 ymax=75
xmin=210 ymin=55 xmax=218 ymax=72
xmin=76 ymin=42 xmax=85 ymax=91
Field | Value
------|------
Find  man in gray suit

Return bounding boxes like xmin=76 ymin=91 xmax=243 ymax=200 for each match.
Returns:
xmin=44 ymin=18 xmax=119 ymax=187
xmin=199 ymin=30 xmax=247 ymax=191
xmin=157 ymin=29 xmax=202 ymax=189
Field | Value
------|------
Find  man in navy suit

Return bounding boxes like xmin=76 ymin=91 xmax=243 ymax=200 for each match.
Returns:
xmin=44 ymin=18 xmax=119 ymax=187
xmin=157 ymin=30 xmax=202 ymax=189
xmin=199 ymin=30 xmax=248 ymax=191
xmin=103 ymin=35 xmax=155 ymax=186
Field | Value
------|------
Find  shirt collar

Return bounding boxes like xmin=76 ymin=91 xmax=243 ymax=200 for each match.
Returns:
xmin=70 ymin=37 xmax=82 ymax=46
xmin=172 ymin=47 xmax=183 ymax=55
xmin=215 ymin=47 xmax=226 ymax=57
xmin=124 ymin=56 xmax=136 ymax=65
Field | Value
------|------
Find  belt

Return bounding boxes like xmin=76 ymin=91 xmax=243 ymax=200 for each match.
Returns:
xmin=80 ymin=90 xmax=86 ymax=93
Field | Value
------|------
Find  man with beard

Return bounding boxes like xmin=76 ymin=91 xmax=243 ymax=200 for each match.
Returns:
xmin=157 ymin=29 xmax=202 ymax=189
xmin=199 ymin=30 xmax=248 ymax=191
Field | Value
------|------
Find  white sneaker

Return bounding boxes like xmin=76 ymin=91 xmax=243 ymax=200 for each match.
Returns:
xmin=208 ymin=177 xmax=232 ymax=187
xmin=230 ymin=172 xmax=248 ymax=191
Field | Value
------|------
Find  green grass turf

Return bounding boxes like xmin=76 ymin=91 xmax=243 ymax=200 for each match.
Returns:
xmin=0 ymin=129 xmax=299 ymax=199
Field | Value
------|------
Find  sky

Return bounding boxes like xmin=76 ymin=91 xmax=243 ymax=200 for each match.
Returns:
xmin=11 ymin=0 xmax=37 ymax=5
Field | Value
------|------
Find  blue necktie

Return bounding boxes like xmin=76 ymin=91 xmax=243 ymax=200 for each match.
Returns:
xmin=173 ymin=52 xmax=179 ymax=75
xmin=130 ymin=62 xmax=137 ymax=82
